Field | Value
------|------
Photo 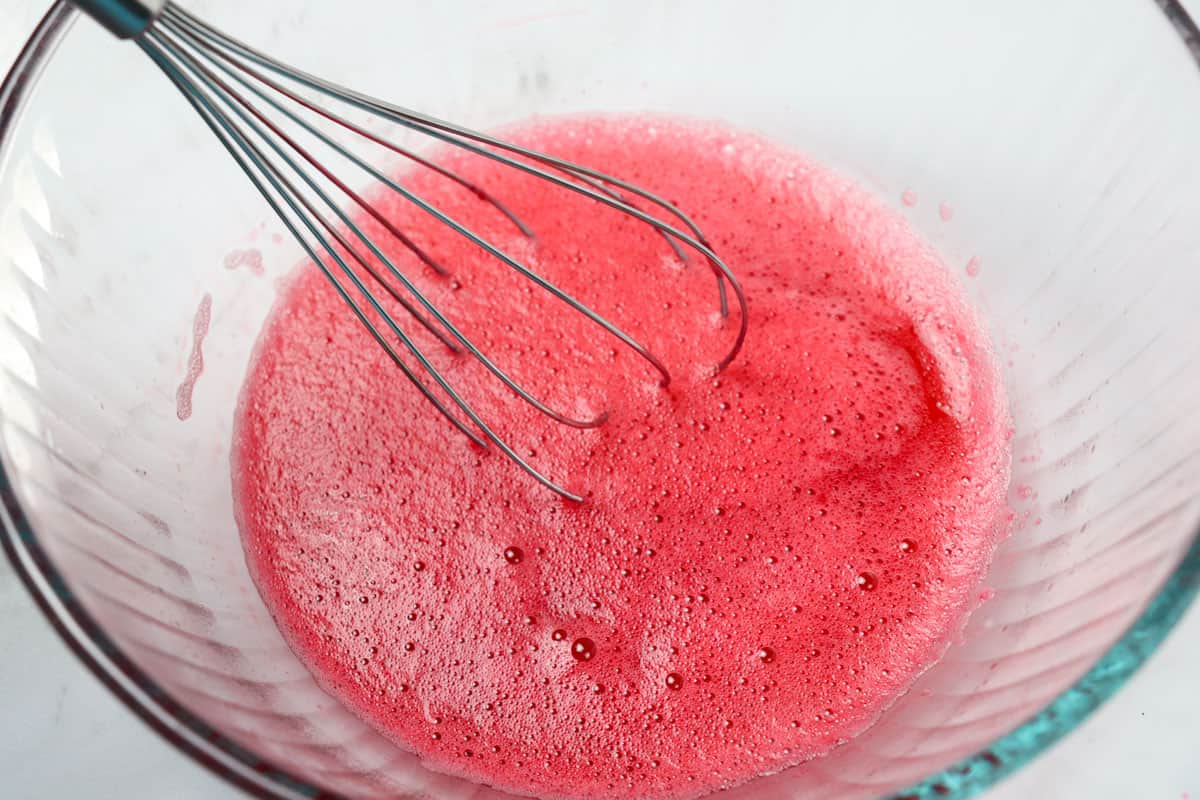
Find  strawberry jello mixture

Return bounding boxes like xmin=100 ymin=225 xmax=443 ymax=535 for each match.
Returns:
xmin=232 ymin=116 xmax=1010 ymax=799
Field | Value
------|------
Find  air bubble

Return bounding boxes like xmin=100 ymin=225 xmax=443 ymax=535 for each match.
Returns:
xmin=571 ymin=638 xmax=596 ymax=661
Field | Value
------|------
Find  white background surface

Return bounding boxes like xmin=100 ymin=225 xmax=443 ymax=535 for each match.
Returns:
xmin=1 ymin=2 xmax=1198 ymax=799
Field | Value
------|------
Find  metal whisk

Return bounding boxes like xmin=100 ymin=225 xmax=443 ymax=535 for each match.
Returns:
xmin=72 ymin=0 xmax=748 ymax=500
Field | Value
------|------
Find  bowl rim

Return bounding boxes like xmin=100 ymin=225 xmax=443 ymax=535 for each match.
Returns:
xmin=1 ymin=3 xmax=1199 ymax=799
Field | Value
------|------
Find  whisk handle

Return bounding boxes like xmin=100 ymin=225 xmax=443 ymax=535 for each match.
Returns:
xmin=71 ymin=0 xmax=165 ymax=39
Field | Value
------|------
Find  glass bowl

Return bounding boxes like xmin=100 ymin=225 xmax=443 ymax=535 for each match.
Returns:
xmin=2 ymin=1 xmax=1199 ymax=798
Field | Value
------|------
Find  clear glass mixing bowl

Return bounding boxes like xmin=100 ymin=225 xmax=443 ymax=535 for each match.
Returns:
xmin=2 ymin=1 xmax=1199 ymax=798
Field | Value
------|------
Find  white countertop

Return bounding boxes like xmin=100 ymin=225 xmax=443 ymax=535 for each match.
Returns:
xmin=1 ymin=2 xmax=1198 ymax=799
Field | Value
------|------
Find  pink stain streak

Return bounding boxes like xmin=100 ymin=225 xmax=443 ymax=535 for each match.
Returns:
xmin=176 ymin=293 xmax=212 ymax=421
xmin=139 ymin=510 xmax=172 ymax=537
xmin=939 ymin=203 xmax=954 ymax=221
xmin=901 ymin=189 xmax=918 ymax=207
xmin=966 ymin=256 xmax=982 ymax=277
xmin=223 ymin=248 xmax=264 ymax=276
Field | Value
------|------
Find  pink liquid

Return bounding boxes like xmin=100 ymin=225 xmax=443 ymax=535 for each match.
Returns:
xmin=233 ymin=117 xmax=1010 ymax=799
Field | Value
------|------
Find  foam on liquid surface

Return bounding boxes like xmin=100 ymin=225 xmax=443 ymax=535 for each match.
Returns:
xmin=233 ymin=117 xmax=1011 ymax=799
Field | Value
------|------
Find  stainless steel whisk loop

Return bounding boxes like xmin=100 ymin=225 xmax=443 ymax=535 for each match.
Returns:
xmin=69 ymin=0 xmax=749 ymax=500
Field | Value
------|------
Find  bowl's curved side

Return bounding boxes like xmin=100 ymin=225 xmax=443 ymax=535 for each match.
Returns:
xmin=887 ymin=531 xmax=1200 ymax=800
xmin=1 ymin=4 xmax=1199 ymax=800
xmin=0 ymin=11 xmax=321 ymax=798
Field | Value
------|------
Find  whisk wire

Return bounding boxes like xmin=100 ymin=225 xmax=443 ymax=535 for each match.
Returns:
xmin=143 ymin=25 xmax=598 ymax=499
xmin=142 ymin=32 xmax=589 ymax=501
xmin=155 ymin=18 xmax=612 ymax=430
xmin=113 ymin=1 xmax=751 ymax=498
xmin=159 ymin=7 xmax=676 ymax=389
xmin=137 ymin=36 xmax=488 ymax=450
xmin=162 ymin=2 xmax=748 ymax=368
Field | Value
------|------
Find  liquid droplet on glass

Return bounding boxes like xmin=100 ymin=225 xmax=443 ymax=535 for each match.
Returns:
xmin=552 ymin=629 xmax=567 ymax=642
xmin=856 ymin=572 xmax=878 ymax=591
xmin=666 ymin=672 xmax=683 ymax=690
xmin=756 ymin=647 xmax=776 ymax=663
xmin=899 ymin=539 xmax=917 ymax=554
xmin=503 ymin=546 xmax=524 ymax=565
